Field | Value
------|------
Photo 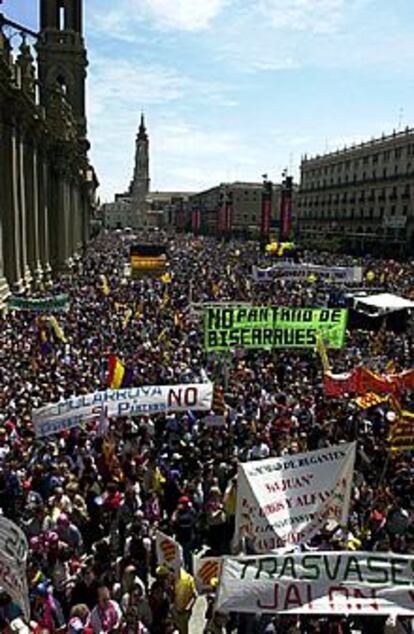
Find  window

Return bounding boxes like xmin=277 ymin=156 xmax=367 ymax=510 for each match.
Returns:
xmin=59 ymin=5 xmax=65 ymax=30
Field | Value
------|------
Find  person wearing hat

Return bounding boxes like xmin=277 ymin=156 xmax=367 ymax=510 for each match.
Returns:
xmin=172 ymin=496 xmax=197 ymax=573
xmin=30 ymin=582 xmax=65 ymax=633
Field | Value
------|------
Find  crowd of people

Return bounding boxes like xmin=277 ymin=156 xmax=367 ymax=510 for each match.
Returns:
xmin=0 ymin=230 xmax=413 ymax=634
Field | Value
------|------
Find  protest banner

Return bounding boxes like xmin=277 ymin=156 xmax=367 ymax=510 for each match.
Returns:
xmin=252 ymin=263 xmax=362 ymax=284
xmin=130 ymin=244 xmax=167 ymax=274
xmin=33 ymin=382 xmax=213 ymax=438
xmin=0 ymin=517 xmax=30 ymax=620
xmin=193 ymin=556 xmax=222 ymax=592
xmin=203 ymin=414 xmax=226 ymax=428
xmin=156 ymin=531 xmax=182 ymax=576
xmin=216 ymin=551 xmax=414 ymax=616
xmin=324 ymin=367 xmax=414 ymax=398
xmin=235 ymin=442 xmax=356 ymax=552
xmin=204 ymin=306 xmax=348 ymax=351
xmin=8 ymin=294 xmax=70 ymax=313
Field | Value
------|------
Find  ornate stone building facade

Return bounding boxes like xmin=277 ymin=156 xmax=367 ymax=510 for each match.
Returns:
xmin=0 ymin=0 xmax=97 ymax=302
xmin=297 ymin=128 xmax=414 ymax=254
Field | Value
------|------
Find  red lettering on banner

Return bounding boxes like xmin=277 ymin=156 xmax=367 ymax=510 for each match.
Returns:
xmin=306 ymin=584 xmax=314 ymax=609
xmin=409 ymin=591 xmax=414 ymax=603
xmin=283 ymin=584 xmax=304 ymax=611
xmin=353 ymin=588 xmax=379 ymax=611
xmin=257 ymin=583 xmax=279 ymax=610
xmin=329 ymin=586 xmax=350 ymax=610
xmin=167 ymin=387 xmax=198 ymax=408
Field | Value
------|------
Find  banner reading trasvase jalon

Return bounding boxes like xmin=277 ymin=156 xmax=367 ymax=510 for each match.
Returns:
xmin=33 ymin=383 xmax=213 ymax=438
xmin=216 ymin=552 xmax=414 ymax=616
xmin=8 ymin=294 xmax=70 ymax=313
xmin=235 ymin=442 xmax=356 ymax=552
xmin=204 ymin=306 xmax=348 ymax=351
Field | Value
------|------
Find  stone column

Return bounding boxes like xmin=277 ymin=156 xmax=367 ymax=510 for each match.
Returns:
xmin=32 ymin=145 xmax=43 ymax=281
xmin=18 ymin=128 xmax=32 ymax=287
xmin=0 ymin=120 xmax=10 ymax=304
xmin=38 ymin=155 xmax=51 ymax=279
xmin=11 ymin=124 xmax=23 ymax=292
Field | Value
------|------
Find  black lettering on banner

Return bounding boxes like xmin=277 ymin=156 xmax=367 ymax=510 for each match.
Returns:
xmin=273 ymin=329 xmax=283 ymax=345
xmin=219 ymin=331 xmax=228 ymax=347
xmin=184 ymin=387 xmax=197 ymax=407
xmin=241 ymin=329 xmax=251 ymax=346
xmin=263 ymin=329 xmax=273 ymax=346
xmin=332 ymin=309 xmax=341 ymax=323
xmin=301 ymin=555 xmax=320 ymax=581
xmin=222 ymin=309 xmax=234 ymax=328
xmin=207 ymin=308 xmax=221 ymax=329
xmin=229 ymin=329 xmax=240 ymax=348
xmin=238 ymin=308 xmax=247 ymax=323
xmin=295 ymin=329 xmax=305 ymax=346
xmin=281 ymin=308 xmax=291 ymax=322
xmin=251 ymin=328 xmax=263 ymax=346
xmin=366 ymin=557 xmax=390 ymax=584
xmin=168 ymin=388 xmax=182 ymax=408
xmin=207 ymin=331 xmax=218 ymax=348
xmin=307 ymin=329 xmax=317 ymax=345
xmin=391 ymin=558 xmax=409 ymax=586
xmin=319 ymin=310 xmax=331 ymax=323
xmin=303 ymin=310 xmax=313 ymax=322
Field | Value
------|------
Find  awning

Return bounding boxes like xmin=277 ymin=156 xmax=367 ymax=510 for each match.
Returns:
xmin=353 ymin=293 xmax=414 ymax=316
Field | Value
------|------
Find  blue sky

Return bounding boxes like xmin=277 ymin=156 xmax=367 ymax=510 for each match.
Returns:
xmin=4 ymin=0 xmax=414 ymax=201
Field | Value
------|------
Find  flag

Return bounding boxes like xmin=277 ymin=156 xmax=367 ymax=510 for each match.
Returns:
xmin=160 ymin=272 xmax=172 ymax=284
xmin=156 ymin=530 xmax=182 ymax=576
xmin=100 ymin=275 xmax=110 ymax=296
xmin=48 ymin=316 xmax=67 ymax=343
xmin=107 ymin=355 xmax=133 ymax=389
xmin=369 ymin=320 xmax=386 ymax=356
xmin=388 ymin=396 xmax=414 ymax=452
xmin=354 ymin=392 xmax=388 ymax=410
xmin=36 ymin=317 xmax=53 ymax=355
xmin=212 ymin=384 xmax=226 ymax=415
xmin=160 ymin=292 xmax=170 ymax=310
xmin=122 ymin=308 xmax=133 ymax=329
xmin=315 ymin=334 xmax=330 ymax=372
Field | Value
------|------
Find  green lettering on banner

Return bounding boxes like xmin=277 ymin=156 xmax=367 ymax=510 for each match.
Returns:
xmin=204 ymin=306 xmax=348 ymax=351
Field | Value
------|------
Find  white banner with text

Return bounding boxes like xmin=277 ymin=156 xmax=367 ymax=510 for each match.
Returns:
xmin=235 ymin=442 xmax=356 ymax=552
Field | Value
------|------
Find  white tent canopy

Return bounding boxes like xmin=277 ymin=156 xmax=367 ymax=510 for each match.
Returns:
xmin=353 ymin=292 xmax=414 ymax=316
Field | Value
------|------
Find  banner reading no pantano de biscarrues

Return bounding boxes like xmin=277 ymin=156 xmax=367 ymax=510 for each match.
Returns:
xmin=204 ymin=306 xmax=348 ymax=351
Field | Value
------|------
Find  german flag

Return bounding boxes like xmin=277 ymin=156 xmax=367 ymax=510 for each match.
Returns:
xmin=107 ymin=355 xmax=133 ymax=389
xmin=212 ymin=384 xmax=225 ymax=415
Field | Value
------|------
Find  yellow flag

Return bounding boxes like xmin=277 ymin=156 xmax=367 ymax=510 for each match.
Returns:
xmin=160 ymin=272 xmax=172 ymax=284
xmin=315 ymin=334 xmax=330 ymax=372
xmin=100 ymin=275 xmax=110 ymax=296
xmin=160 ymin=292 xmax=170 ymax=310
xmin=48 ymin=316 xmax=67 ymax=343
xmin=122 ymin=308 xmax=132 ymax=329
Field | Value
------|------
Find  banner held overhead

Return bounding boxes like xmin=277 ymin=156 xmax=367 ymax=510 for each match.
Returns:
xmin=33 ymin=382 xmax=213 ymax=438
xmin=235 ymin=442 xmax=356 ymax=552
xmin=204 ymin=306 xmax=348 ymax=351
xmin=216 ymin=552 xmax=414 ymax=616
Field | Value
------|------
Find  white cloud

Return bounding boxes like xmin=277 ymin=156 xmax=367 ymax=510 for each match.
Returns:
xmin=140 ymin=0 xmax=230 ymax=31
xmin=258 ymin=0 xmax=345 ymax=34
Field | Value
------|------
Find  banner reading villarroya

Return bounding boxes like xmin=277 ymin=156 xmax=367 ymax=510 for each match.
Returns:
xmin=33 ymin=382 xmax=213 ymax=438
xmin=235 ymin=442 xmax=356 ymax=552
xmin=216 ymin=551 xmax=414 ymax=616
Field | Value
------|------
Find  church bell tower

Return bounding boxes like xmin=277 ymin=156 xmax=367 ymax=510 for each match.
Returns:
xmin=130 ymin=113 xmax=150 ymax=199
xmin=37 ymin=0 xmax=88 ymax=142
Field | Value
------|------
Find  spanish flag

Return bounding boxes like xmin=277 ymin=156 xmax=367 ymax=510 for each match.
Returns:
xmin=107 ymin=354 xmax=133 ymax=389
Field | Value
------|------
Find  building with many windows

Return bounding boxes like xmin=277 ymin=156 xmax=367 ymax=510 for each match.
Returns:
xmin=180 ymin=181 xmax=286 ymax=237
xmin=297 ymin=127 xmax=414 ymax=254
